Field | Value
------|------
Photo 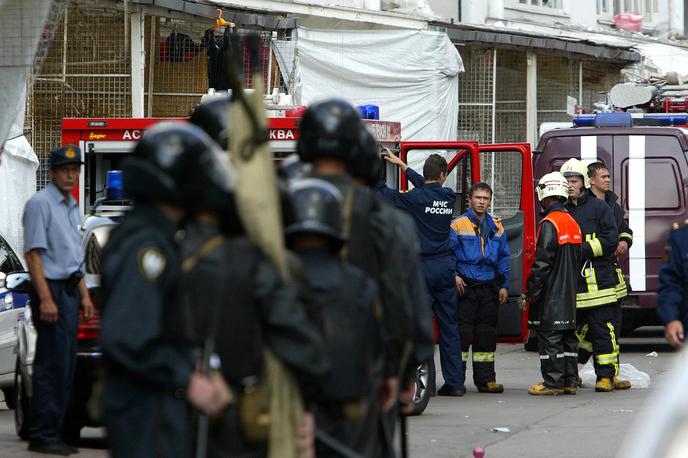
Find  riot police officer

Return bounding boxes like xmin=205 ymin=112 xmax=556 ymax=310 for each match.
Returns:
xmin=100 ymin=123 xmax=229 ymax=458
xmin=297 ymin=99 xmax=415 ymax=455
xmin=182 ymin=110 xmax=329 ymax=458
xmin=286 ymin=178 xmax=383 ymax=458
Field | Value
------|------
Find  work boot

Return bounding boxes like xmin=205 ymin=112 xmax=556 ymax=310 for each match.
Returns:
xmin=563 ymin=386 xmax=577 ymax=395
xmin=437 ymin=385 xmax=466 ymax=397
xmin=595 ymin=377 xmax=614 ymax=392
xmin=27 ymin=441 xmax=71 ymax=456
xmin=476 ymin=381 xmax=504 ymax=393
xmin=614 ymin=377 xmax=631 ymax=390
xmin=528 ymin=383 xmax=564 ymax=396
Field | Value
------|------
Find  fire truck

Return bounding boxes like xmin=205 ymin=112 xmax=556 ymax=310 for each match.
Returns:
xmin=61 ymin=115 xmax=536 ymax=416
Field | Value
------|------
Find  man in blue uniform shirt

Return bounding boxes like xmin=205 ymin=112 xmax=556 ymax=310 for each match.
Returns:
xmin=23 ymin=145 xmax=95 ymax=455
xmin=658 ymin=222 xmax=688 ymax=348
xmin=375 ymin=153 xmax=464 ymax=396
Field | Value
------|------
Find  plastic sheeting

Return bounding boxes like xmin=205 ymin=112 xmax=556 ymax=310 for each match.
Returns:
xmin=293 ymin=27 xmax=463 ymax=141
xmin=0 ymin=0 xmax=53 ymax=146
xmin=0 ymin=87 xmax=39 ymax=259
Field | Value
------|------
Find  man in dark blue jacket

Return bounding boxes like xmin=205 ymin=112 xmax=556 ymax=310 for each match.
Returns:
xmin=658 ymin=222 xmax=688 ymax=348
xmin=375 ymin=153 xmax=464 ymax=396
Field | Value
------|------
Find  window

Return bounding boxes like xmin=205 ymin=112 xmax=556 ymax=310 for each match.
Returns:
xmin=479 ymin=151 xmax=523 ymax=219
xmin=517 ymin=0 xmax=563 ymax=8
xmin=602 ymin=0 xmax=659 ymax=25
xmin=0 ymin=236 xmax=21 ymax=274
xmin=622 ymin=158 xmax=682 ymax=211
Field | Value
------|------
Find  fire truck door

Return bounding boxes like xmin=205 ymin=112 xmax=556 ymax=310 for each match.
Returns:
xmin=477 ymin=144 xmax=535 ymax=343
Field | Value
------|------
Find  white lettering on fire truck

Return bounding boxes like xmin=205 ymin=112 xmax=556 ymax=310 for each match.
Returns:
xmin=425 ymin=200 xmax=452 ymax=214
xmin=123 ymin=129 xmax=142 ymax=140
xmin=269 ymin=129 xmax=295 ymax=140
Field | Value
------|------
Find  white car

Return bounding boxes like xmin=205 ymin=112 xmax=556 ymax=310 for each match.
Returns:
xmin=0 ymin=232 xmax=28 ymax=409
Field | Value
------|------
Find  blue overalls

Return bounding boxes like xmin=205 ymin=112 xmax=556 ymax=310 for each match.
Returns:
xmin=375 ymin=168 xmax=464 ymax=391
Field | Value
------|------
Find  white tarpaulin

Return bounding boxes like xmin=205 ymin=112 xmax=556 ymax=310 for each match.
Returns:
xmin=0 ymin=0 xmax=53 ymax=146
xmin=0 ymin=86 xmax=39 ymax=259
xmin=293 ymin=27 xmax=463 ymax=141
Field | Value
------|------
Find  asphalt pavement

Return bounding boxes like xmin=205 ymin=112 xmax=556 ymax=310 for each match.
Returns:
xmin=0 ymin=327 xmax=675 ymax=457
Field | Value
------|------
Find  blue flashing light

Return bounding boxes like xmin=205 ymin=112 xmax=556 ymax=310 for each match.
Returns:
xmin=641 ymin=114 xmax=688 ymax=125
xmin=572 ymin=115 xmax=595 ymax=127
xmin=358 ymin=104 xmax=380 ymax=120
xmin=595 ymin=112 xmax=632 ymax=127
xmin=106 ymin=170 xmax=126 ymax=200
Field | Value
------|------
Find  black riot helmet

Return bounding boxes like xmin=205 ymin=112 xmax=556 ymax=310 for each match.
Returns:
xmin=296 ymin=99 xmax=362 ymax=164
xmin=348 ymin=125 xmax=382 ymax=186
xmin=278 ymin=153 xmax=311 ymax=182
xmin=285 ymin=178 xmax=346 ymax=249
xmin=123 ymin=122 xmax=227 ymax=209
xmin=189 ymin=93 xmax=231 ymax=150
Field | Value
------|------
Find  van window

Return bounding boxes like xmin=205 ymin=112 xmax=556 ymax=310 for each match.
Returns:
xmin=622 ymin=158 xmax=682 ymax=211
xmin=479 ymin=150 xmax=522 ymax=219
xmin=0 ymin=236 xmax=21 ymax=273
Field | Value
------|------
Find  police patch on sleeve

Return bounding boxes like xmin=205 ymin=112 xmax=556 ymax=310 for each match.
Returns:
xmin=137 ymin=248 xmax=167 ymax=283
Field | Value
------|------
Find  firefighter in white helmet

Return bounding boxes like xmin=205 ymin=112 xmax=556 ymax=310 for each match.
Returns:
xmin=522 ymin=172 xmax=582 ymax=395
xmin=560 ymin=158 xmax=623 ymax=392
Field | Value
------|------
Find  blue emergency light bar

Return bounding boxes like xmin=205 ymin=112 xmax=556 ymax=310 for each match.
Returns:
xmin=573 ymin=112 xmax=688 ymax=127
xmin=106 ymin=170 xmax=126 ymax=200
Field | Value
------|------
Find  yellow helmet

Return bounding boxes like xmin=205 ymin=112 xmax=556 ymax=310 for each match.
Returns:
xmin=536 ymin=172 xmax=569 ymax=202
xmin=559 ymin=158 xmax=590 ymax=188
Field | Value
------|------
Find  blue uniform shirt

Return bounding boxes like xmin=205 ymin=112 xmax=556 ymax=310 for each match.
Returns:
xmin=658 ymin=225 xmax=688 ymax=328
xmin=375 ymin=167 xmax=456 ymax=256
xmin=23 ymin=182 xmax=84 ymax=280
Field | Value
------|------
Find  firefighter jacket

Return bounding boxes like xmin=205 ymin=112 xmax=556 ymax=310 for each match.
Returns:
xmin=601 ymin=190 xmax=633 ymax=299
xmin=449 ymin=208 xmax=510 ymax=289
xmin=657 ymin=224 xmax=688 ymax=328
xmin=525 ymin=203 xmax=582 ymax=331
xmin=565 ymin=190 xmax=619 ymax=309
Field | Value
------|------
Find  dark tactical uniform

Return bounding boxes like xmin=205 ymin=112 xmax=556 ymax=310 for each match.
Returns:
xmin=565 ymin=190 xmax=620 ymax=380
xmin=525 ymin=203 xmax=582 ymax=389
xmin=375 ymin=166 xmax=463 ymax=392
xmin=658 ymin=222 xmax=688 ymax=331
xmin=101 ymin=203 xmax=194 ymax=458
xmin=180 ymin=222 xmax=328 ymax=458
xmin=286 ymin=179 xmax=383 ymax=458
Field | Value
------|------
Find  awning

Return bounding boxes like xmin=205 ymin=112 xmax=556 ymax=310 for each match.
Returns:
xmin=438 ymin=23 xmax=641 ymax=62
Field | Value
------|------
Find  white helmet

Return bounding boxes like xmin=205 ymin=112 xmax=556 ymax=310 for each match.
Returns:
xmin=536 ymin=172 xmax=569 ymax=202
xmin=560 ymin=158 xmax=590 ymax=188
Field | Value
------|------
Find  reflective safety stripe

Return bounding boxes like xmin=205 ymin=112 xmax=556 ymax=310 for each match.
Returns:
xmin=473 ymin=352 xmax=496 ymax=363
xmin=615 ymin=268 xmax=628 ymax=299
xmin=587 ymin=237 xmax=603 ymax=257
xmin=608 ymin=322 xmax=620 ymax=376
xmin=462 ymin=352 xmax=469 ymax=362
xmin=576 ymin=287 xmax=618 ymax=301
xmin=563 ymin=352 xmax=578 ymax=357
xmin=556 ymin=353 xmax=565 ymax=358
xmin=596 ymin=353 xmax=618 ymax=364
xmin=539 ymin=355 xmax=549 ymax=360
xmin=576 ymin=294 xmax=618 ymax=308
xmin=619 ymin=232 xmax=633 ymax=241
xmin=577 ymin=324 xmax=593 ymax=353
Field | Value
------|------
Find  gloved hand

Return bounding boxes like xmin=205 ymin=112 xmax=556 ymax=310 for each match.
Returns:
xmin=518 ymin=293 xmax=528 ymax=311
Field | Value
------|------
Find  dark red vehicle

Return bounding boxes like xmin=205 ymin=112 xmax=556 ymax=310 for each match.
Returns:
xmin=534 ymin=112 xmax=688 ymax=332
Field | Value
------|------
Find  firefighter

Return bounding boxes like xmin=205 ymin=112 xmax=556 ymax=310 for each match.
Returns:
xmin=560 ymin=158 xmax=620 ymax=393
xmin=175 ymin=136 xmax=328 ymax=457
xmin=376 ymin=151 xmax=465 ymax=397
xmin=523 ymin=172 xmax=582 ymax=395
xmin=450 ymin=182 xmax=510 ymax=393
xmin=297 ymin=99 xmax=415 ymax=455
xmin=100 ymin=124 xmax=229 ymax=458
xmin=657 ymin=221 xmax=688 ymax=349
xmin=586 ymin=161 xmax=632 ymax=390
xmin=286 ymin=178 xmax=383 ymax=458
